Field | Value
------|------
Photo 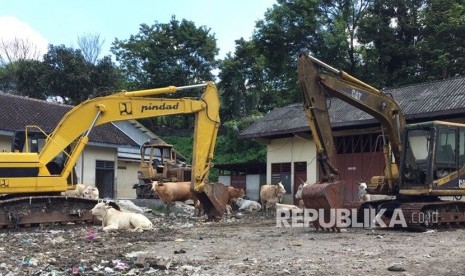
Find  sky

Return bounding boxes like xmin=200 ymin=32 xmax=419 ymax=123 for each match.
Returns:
xmin=0 ymin=0 xmax=276 ymax=60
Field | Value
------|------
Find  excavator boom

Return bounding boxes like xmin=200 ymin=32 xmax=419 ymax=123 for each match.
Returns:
xmin=0 ymin=82 xmax=225 ymax=226
xmin=298 ymin=53 xmax=465 ymax=231
xmin=297 ymin=53 xmax=407 ymax=230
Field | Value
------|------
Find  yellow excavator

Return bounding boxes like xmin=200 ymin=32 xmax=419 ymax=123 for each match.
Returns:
xmin=135 ymin=139 xmax=192 ymax=199
xmin=0 ymin=82 xmax=226 ymax=227
xmin=298 ymin=53 xmax=465 ymax=230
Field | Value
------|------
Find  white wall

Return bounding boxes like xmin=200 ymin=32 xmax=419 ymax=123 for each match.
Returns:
xmin=266 ymin=136 xmax=317 ymax=195
xmin=246 ymin=174 xmax=260 ymax=201
xmin=116 ymin=160 xmax=140 ymax=199
xmin=218 ymin=176 xmax=231 ymax=186
xmin=75 ymin=146 xmax=116 ymax=186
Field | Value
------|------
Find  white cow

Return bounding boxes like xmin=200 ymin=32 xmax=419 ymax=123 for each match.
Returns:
xmin=235 ymin=198 xmax=261 ymax=212
xmin=358 ymin=182 xmax=395 ymax=202
xmin=62 ymin=184 xmax=99 ymax=200
xmin=61 ymin=184 xmax=86 ymax=197
xmin=83 ymin=186 xmax=99 ymax=199
xmin=91 ymin=202 xmax=153 ymax=232
xmin=294 ymin=182 xmax=314 ymax=208
xmin=275 ymin=202 xmax=302 ymax=211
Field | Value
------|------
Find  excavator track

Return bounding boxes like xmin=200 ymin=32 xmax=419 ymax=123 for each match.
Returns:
xmin=361 ymin=199 xmax=465 ymax=231
xmin=0 ymin=195 xmax=97 ymax=229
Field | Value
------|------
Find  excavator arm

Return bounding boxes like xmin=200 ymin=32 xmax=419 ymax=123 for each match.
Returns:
xmin=43 ymin=82 xmax=219 ymax=190
xmin=0 ymin=82 xmax=225 ymax=219
xmin=298 ymin=55 xmax=340 ymax=182
xmin=297 ymin=53 xmax=407 ymax=228
xmin=298 ymin=53 xmax=406 ymax=193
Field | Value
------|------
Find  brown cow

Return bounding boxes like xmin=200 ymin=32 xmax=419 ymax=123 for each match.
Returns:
xmin=151 ymin=181 xmax=201 ymax=215
xmin=260 ymin=182 xmax=286 ymax=213
xmin=227 ymin=186 xmax=245 ymax=204
xmin=225 ymin=186 xmax=245 ymax=214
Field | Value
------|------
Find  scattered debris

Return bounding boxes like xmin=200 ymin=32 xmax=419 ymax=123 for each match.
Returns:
xmin=116 ymin=200 xmax=152 ymax=213
xmin=174 ymin=249 xmax=186 ymax=254
xmin=0 ymin=204 xmax=461 ymax=275
xmin=135 ymin=255 xmax=172 ymax=270
xmin=387 ymin=265 xmax=406 ymax=272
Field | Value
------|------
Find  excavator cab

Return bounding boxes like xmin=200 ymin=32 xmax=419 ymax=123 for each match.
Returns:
xmin=12 ymin=129 xmax=77 ymax=184
xmin=400 ymin=121 xmax=465 ymax=191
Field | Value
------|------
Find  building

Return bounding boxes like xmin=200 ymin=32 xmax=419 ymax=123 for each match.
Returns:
xmin=240 ymin=77 xmax=465 ymax=204
xmin=0 ymin=92 xmax=163 ymax=199
xmin=216 ymin=162 xmax=266 ymax=201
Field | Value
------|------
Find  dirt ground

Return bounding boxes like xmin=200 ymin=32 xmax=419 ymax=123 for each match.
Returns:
xmin=2 ymin=206 xmax=465 ymax=276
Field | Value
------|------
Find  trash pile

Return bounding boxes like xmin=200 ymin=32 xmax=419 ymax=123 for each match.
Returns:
xmin=0 ymin=200 xmax=270 ymax=275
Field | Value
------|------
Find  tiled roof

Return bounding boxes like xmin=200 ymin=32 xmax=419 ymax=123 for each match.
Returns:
xmin=0 ymin=92 xmax=138 ymax=146
xmin=240 ymin=76 xmax=465 ymax=139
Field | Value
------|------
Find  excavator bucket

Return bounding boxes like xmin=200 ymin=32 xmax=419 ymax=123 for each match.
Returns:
xmin=302 ymin=181 xmax=345 ymax=209
xmin=302 ymin=181 xmax=345 ymax=231
xmin=196 ymin=182 xmax=229 ymax=221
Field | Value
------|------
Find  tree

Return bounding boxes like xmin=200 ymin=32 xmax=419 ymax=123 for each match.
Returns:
xmin=0 ymin=37 xmax=44 ymax=94
xmin=38 ymin=45 xmax=122 ymax=104
xmin=90 ymin=56 xmax=124 ymax=94
xmin=0 ymin=37 xmax=42 ymax=66
xmin=357 ymin=0 xmax=425 ymax=87
xmin=218 ymin=39 xmax=268 ymax=120
xmin=250 ymin=0 xmax=373 ymax=105
xmin=111 ymin=16 xmax=218 ymax=90
xmin=252 ymin=0 xmax=323 ymax=104
xmin=15 ymin=59 xmax=46 ymax=99
xmin=0 ymin=63 xmax=15 ymax=93
xmin=111 ymin=16 xmax=219 ymax=129
xmin=40 ymin=45 xmax=92 ymax=104
xmin=418 ymin=0 xmax=465 ymax=80
xmin=319 ymin=0 xmax=372 ymax=73
xmin=77 ymin=33 xmax=105 ymax=64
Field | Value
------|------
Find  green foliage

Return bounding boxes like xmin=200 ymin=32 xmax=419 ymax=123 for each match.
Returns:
xmin=41 ymin=45 xmax=93 ymax=104
xmin=41 ymin=45 xmax=123 ymax=104
xmin=0 ymin=44 xmax=123 ymax=104
xmin=218 ymin=0 xmax=380 ymax=116
xmin=160 ymin=126 xmax=266 ymax=182
xmin=161 ymin=129 xmax=267 ymax=165
xmin=357 ymin=0 xmax=425 ymax=87
xmin=111 ymin=16 xmax=219 ymax=130
xmin=213 ymin=134 xmax=266 ymax=165
xmin=218 ymin=39 xmax=270 ymax=121
xmin=161 ymin=135 xmax=194 ymax=163
xmin=15 ymin=59 xmax=46 ymax=99
xmin=418 ymin=0 xmax=465 ymax=80
xmin=0 ymin=62 xmax=19 ymax=93
xmin=111 ymin=16 xmax=218 ymax=90
xmin=252 ymin=0 xmax=323 ymax=105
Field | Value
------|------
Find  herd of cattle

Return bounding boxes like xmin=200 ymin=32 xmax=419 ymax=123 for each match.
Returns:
xmin=150 ymin=181 xmax=296 ymax=216
xmin=68 ymin=181 xmax=377 ymax=232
